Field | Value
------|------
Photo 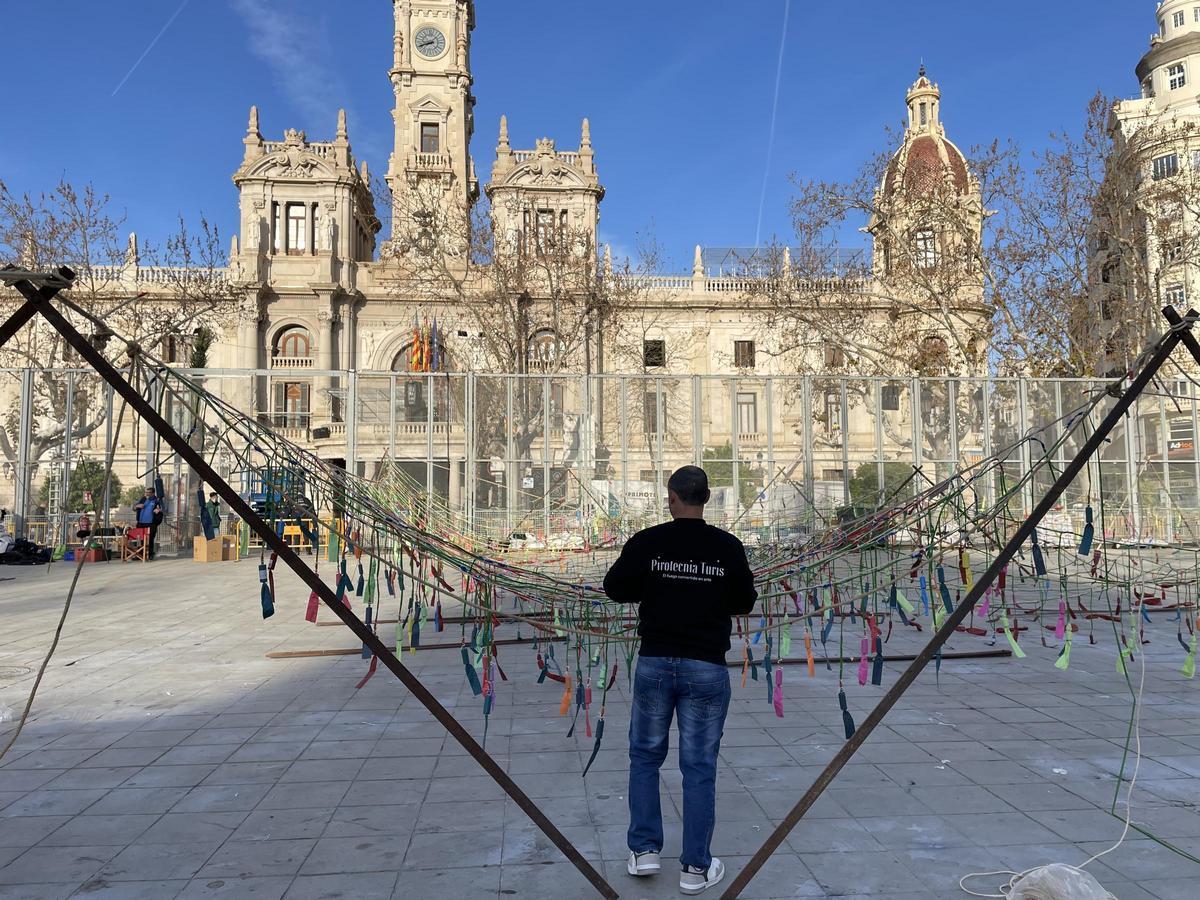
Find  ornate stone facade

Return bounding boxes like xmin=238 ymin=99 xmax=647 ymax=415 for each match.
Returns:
xmin=66 ymin=0 xmax=987 ymax=496
xmin=1101 ymin=0 xmax=1200 ymax=345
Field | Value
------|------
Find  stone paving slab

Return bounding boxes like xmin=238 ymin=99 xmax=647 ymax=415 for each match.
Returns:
xmin=0 ymin=557 xmax=1196 ymax=898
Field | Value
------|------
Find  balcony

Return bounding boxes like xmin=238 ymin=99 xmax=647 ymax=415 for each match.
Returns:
xmin=266 ymin=413 xmax=311 ymax=442
xmin=410 ymin=152 xmax=452 ymax=172
xmin=302 ymin=421 xmax=466 ymax=448
xmin=394 ymin=422 xmax=455 ymax=438
xmin=271 ymin=356 xmax=315 ymax=370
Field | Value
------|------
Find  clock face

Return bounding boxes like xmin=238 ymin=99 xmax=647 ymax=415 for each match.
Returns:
xmin=415 ymin=26 xmax=446 ymax=59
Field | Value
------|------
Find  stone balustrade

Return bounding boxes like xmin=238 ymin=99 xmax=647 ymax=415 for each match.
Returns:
xmin=511 ymin=150 xmax=580 ymax=166
xmin=270 ymin=356 xmax=316 ymax=370
xmin=642 ymin=275 xmax=694 ymax=290
xmin=81 ymin=265 xmax=229 ymax=286
xmin=412 ymin=152 xmax=452 ymax=170
xmin=263 ymin=140 xmax=335 ymax=159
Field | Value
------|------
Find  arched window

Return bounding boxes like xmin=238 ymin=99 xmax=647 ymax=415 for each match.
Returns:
xmin=527 ymin=329 xmax=561 ymax=373
xmin=391 ymin=342 xmax=451 ymax=423
xmin=916 ymin=335 xmax=949 ymax=375
xmin=391 ymin=336 xmax=447 ymax=374
xmin=274 ymin=327 xmax=312 ymax=359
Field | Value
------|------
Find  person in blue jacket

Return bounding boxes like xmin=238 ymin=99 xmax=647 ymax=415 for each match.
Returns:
xmin=132 ymin=487 xmax=164 ymax=559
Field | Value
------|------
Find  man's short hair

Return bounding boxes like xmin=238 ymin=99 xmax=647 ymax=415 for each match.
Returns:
xmin=668 ymin=466 xmax=710 ymax=506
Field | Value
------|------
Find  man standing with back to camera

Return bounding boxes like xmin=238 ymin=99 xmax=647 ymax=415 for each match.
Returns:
xmin=604 ymin=466 xmax=757 ymax=895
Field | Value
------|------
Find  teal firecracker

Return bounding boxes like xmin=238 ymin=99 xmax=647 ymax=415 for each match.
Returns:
xmin=361 ymin=606 xmax=374 ymax=660
xmin=336 ymin=559 xmax=353 ymax=607
xmin=839 ymin=689 xmax=855 ymax=738
xmin=1078 ymin=506 xmax=1095 ymax=556
xmin=259 ymin=558 xmax=275 ymax=619
xmin=1030 ymin=529 xmax=1047 ymax=576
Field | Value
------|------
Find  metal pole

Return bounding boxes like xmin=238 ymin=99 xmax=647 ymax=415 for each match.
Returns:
xmin=1125 ymin=391 xmax=1141 ymax=541
xmin=948 ymin=378 xmax=959 ymax=473
xmin=839 ymin=378 xmax=849 ymax=503
xmin=692 ymin=375 xmax=702 ymax=468
xmin=982 ymin=379 xmax=995 ymax=512
xmin=0 ymin=299 xmax=42 ymax=348
xmin=467 ymin=372 xmax=476 ymax=531
xmin=426 ymin=373 xmax=435 ymax=517
xmin=346 ymin=371 xmax=359 ymax=479
xmin=1191 ymin=376 xmax=1200 ymax=533
xmin=581 ymin=373 xmax=593 ymax=521
xmin=507 ymin=376 xmax=515 ymax=536
xmin=655 ymin=378 xmax=664 ymax=513
xmin=720 ymin=314 xmax=1194 ymax=900
xmin=1018 ymin=378 xmax=1033 ymax=517
xmin=1053 ymin=381 xmax=1065 ymax=472
xmin=59 ymin=371 xmax=75 ymax=547
xmin=1164 ymin=306 xmax=1200 ymax=534
xmin=911 ymin=377 xmax=923 ymax=499
xmin=766 ymin=378 xmax=776 ymax=530
xmin=14 ymin=368 xmax=33 ymax=540
xmin=1159 ymin=390 xmax=1173 ymax=543
xmin=542 ymin=377 xmax=551 ymax=540
xmin=730 ymin=379 xmax=739 ymax=523
xmin=103 ymin=383 xmax=114 ymax=530
xmin=173 ymin=410 xmax=184 ymax=553
xmin=619 ymin=377 xmax=628 ymax=508
xmin=5 ymin=284 xmax=619 ymax=900
xmin=874 ymin=378 xmax=885 ymax=501
xmin=388 ymin=375 xmax=397 ymax=461
xmin=801 ymin=375 xmax=813 ymax=515
xmin=144 ymin=376 xmax=160 ymax=489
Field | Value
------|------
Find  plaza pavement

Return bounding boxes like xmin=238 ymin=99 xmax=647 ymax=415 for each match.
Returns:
xmin=0 ymin=555 xmax=1197 ymax=899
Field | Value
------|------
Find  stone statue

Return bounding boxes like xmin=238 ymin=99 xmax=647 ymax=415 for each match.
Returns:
xmin=323 ymin=213 xmax=336 ymax=253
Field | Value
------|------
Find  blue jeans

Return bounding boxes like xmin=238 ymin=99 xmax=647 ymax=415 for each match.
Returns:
xmin=628 ymin=655 xmax=731 ymax=870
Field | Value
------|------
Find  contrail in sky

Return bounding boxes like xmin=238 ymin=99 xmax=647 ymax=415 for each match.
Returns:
xmin=111 ymin=0 xmax=191 ymax=97
xmin=755 ymin=0 xmax=792 ymax=248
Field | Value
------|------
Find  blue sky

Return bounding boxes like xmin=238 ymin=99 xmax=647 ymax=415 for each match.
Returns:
xmin=3 ymin=1 xmax=1151 ymax=271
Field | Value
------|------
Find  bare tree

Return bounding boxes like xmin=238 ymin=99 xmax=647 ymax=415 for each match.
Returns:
xmin=958 ymin=93 xmax=1200 ymax=378
xmin=733 ymin=123 xmax=992 ymax=475
xmin=374 ymin=178 xmax=676 ymax=472
xmin=0 ymin=178 xmax=232 ymax=470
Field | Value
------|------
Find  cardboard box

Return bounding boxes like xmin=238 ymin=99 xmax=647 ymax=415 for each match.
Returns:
xmin=193 ymin=536 xmax=222 ymax=563
xmin=220 ymin=535 xmax=239 ymax=561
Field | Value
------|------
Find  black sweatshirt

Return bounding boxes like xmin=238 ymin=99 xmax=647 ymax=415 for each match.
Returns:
xmin=603 ymin=518 xmax=758 ymax=665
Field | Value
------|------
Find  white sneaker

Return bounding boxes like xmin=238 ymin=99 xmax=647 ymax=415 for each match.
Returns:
xmin=680 ymin=858 xmax=725 ymax=895
xmin=627 ymin=850 xmax=661 ymax=876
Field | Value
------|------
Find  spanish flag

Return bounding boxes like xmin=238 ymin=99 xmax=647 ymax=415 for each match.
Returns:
xmin=410 ymin=317 xmax=422 ymax=372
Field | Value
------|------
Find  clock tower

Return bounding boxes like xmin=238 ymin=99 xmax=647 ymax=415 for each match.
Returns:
xmin=386 ymin=1 xmax=478 ymax=242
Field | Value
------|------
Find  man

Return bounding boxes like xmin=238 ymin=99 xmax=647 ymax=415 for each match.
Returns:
xmin=133 ymin=487 xmax=163 ymax=559
xmin=205 ymin=492 xmax=221 ymax=533
xmin=603 ymin=466 xmax=757 ymax=896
